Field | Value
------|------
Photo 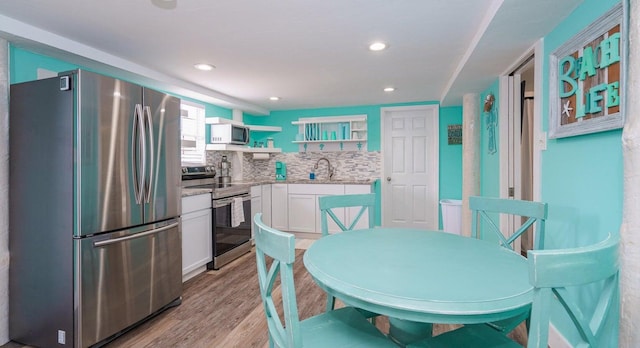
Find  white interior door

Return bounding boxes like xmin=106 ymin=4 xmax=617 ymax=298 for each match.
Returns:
xmin=506 ymin=74 xmax=523 ymax=254
xmin=500 ymin=55 xmax=537 ymax=255
xmin=381 ymin=105 xmax=439 ymax=229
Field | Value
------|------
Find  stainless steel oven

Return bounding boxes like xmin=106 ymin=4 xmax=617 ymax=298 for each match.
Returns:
xmin=210 ymin=190 xmax=252 ymax=269
xmin=182 ymin=166 xmax=252 ymax=270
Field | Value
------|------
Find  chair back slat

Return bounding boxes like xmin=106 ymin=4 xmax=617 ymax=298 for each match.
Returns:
xmin=348 ymin=206 xmax=370 ymax=230
xmin=504 ymin=217 xmax=536 ymax=246
xmin=319 ymin=193 xmax=376 ymax=236
xmin=527 ymin=235 xmax=619 ymax=287
xmin=526 ymin=234 xmax=620 ymax=348
xmin=471 ymin=196 xmax=547 ymax=218
xmin=470 ymin=196 xmax=548 ymax=250
xmin=253 ymin=213 xmax=302 ymax=348
xmin=325 ymin=209 xmax=349 ymax=231
xmin=405 ymin=234 xmax=619 ymax=348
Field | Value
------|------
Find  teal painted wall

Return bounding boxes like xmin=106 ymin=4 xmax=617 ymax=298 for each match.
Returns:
xmin=439 ymin=106 xmax=463 ymax=201
xmin=10 ymin=46 xmax=464 ymax=229
xmin=541 ymin=0 xmax=622 ymax=346
xmin=480 ymin=80 xmax=501 ymax=198
xmin=476 ymin=81 xmax=502 ymax=245
xmin=9 ymin=48 xmax=78 ymax=83
xmin=438 ymin=106 xmax=463 ymax=229
xmin=246 ymin=101 xmax=440 ymax=152
xmin=475 ymin=1 xmax=623 ymax=343
xmin=9 ymin=46 xmax=234 ymax=143
xmin=248 ymin=103 xmax=463 ymax=211
xmin=246 ymin=105 xmax=384 ymax=152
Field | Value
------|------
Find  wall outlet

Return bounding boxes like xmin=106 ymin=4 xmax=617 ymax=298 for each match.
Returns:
xmin=539 ymin=131 xmax=548 ymax=151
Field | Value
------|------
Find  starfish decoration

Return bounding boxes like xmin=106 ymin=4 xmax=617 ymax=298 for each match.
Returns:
xmin=562 ymin=100 xmax=573 ymax=118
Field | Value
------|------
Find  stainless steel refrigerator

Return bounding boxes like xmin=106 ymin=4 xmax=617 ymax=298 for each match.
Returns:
xmin=9 ymin=70 xmax=182 ymax=348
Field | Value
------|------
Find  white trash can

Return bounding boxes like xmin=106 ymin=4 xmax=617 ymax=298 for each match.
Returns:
xmin=440 ymin=199 xmax=462 ymax=235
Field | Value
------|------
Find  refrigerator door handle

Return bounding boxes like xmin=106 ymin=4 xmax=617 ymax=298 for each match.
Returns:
xmin=143 ymin=105 xmax=155 ymax=203
xmin=132 ymin=104 xmax=144 ymax=204
xmin=93 ymin=222 xmax=179 ymax=247
xmin=139 ymin=104 xmax=147 ymax=203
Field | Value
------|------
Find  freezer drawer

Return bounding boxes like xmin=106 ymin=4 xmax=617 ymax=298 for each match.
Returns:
xmin=76 ymin=219 xmax=182 ymax=347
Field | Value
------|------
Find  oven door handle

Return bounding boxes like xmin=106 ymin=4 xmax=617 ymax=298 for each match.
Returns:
xmin=212 ymin=194 xmax=251 ymax=208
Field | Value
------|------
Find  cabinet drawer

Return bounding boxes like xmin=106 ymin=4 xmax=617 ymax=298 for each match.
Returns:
xmin=344 ymin=184 xmax=372 ymax=194
xmin=182 ymin=194 xmax=212 ymax=214
xmin=288 ymin=184 xmax=344 ymax=195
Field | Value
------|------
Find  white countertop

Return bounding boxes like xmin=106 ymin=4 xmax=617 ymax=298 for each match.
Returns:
xmin=181 ymin=178 xmax=377 ymax=197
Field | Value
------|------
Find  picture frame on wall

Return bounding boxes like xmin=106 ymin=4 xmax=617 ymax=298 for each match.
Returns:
xmin=548 ymin=3 xmax=626 ymax=139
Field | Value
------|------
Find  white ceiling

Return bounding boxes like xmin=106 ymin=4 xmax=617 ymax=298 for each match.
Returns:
xmin=0 ymin=0 xmax=582 ymax=115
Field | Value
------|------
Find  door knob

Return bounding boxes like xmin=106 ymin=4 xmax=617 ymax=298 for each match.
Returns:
xmin=386 ymin=177 xmax=391 ymax=182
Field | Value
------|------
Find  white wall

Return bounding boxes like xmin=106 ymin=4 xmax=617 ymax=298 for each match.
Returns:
xmin=620 ymin=0 xmax=640 ymax=346
xmin=0 ymin=38 xmax=10 ymax=344
xmin=461 ymin=93 xmax=480 ymax=236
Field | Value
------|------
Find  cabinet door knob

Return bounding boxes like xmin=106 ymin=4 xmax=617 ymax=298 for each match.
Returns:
xmin=386 ymin=177 xmax=391 ymax=182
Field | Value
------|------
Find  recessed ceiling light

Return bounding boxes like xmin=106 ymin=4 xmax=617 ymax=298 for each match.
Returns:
xmin=384 ymin=87 xmax=395 ymax=92
xmin=369 ymin=42 xmax=387 ymax=51
xmin=194 ymin=63 xmax=215 ymax=71
xmin=269 ymin=96 xmax=280 ymax=101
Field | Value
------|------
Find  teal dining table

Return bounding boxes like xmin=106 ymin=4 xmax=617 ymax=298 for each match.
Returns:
xmin=303 ymin=228 xmax=533 ymax=344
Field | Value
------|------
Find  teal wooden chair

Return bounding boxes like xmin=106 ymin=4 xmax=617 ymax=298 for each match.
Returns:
xmin=407 ymin=233 xmax=620 ymax=348
xmin=470 ymin=196 xmax=549 ymax=334
xmin=319 ymin=193 xmax=376 ymax=237
xmin=318 ymin=193 xmax=377 ymax=314
xmin=470 ymin=196 xmax=548 ymax=251
xmin=253 ymin=213 xmax=397 ymax=348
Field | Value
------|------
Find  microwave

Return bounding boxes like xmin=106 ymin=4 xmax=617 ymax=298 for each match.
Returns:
xmin=210 ymin=124 xmax=250 ymax=145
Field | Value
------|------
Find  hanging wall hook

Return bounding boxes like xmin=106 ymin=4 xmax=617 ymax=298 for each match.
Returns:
xmin=484 ymin=94 xmax=495 ymax=113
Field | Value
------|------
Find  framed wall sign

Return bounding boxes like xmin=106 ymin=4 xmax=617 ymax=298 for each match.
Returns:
xmin=447 ymin=124 xmax=462 ymax=145
xmin=548 ymin=3 xmax=626 ymax=139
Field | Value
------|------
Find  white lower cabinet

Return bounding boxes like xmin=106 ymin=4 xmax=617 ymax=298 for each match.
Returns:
xmin=345 ymin=184 xmax=373 ymax=230
xmin=181 ymin=194 xmax=212 ymax=282
xmin=288 ymin=194 xmax=317 ymax=232
xmin=260 ymin=183 xmax=373 ymax=234
xmin=261 ymin=184 xmax=272 ymax=226
xmin=251 ymin=184 xmax=272 ymax=240
xmin=271 ymin=184 xmax=289 ymax=230
xmin=288 ymin=184 xmax=347 ymax=234
xmin=251 ymin=186 xmax=261 ymax=240
xmin=316 ymin=194 xmax=346 ymax=234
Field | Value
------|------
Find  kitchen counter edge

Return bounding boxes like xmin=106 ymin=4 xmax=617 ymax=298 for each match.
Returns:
xmin=181 ymin=179 xmax=378 ymax=197
xmin=181 ymin=187 xmax=213 ymax=197
xmin=247 ymin=179 xmax=378 ymax=185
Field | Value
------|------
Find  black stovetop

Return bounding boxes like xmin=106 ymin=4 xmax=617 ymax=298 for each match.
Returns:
xmin=182 ymin=166 xmax=249 ymax=199
xmin=181 ymin=165 xmax=216 ymax=181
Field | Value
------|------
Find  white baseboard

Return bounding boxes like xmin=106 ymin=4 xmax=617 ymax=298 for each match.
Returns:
xmin=549 ymin=323 xmax=571 ymax=348
xmin=182 ymin=264 xmax=208 ymax=283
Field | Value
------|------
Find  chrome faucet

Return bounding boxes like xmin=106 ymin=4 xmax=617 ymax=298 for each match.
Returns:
xmin=314 ymin=157 xmax=334 ymax=180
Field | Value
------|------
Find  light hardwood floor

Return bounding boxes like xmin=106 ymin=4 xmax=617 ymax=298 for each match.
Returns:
xmin=3 ymin=243 xmax=527 ymax=347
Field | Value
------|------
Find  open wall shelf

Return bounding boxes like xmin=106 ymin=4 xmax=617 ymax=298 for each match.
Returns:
xmin=292 ymin=115 xmax=367 ymax=151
